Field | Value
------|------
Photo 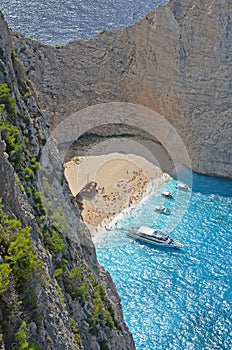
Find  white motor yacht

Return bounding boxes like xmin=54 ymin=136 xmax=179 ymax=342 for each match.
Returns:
xmin=161 ymin=191 xmax=174 ymax=198
xmin=127 ymin=226 xmax=184 ymax=249
xmin=177 ymin=183 xmax=189 ymax=190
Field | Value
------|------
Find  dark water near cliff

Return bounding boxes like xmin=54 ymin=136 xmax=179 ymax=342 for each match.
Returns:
xmin=1 ymin=0 xmax=168 ymax=45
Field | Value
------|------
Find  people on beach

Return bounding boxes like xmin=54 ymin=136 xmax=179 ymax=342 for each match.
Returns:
xmin=73 ymin=159 xmax=170 ymax=237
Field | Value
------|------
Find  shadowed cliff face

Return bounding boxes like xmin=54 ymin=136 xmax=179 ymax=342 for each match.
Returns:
xmin=0 ymin=1 xmax=230 ymax=348
xmin=12 ymin=0 xmax=232 ymax=178
xmin=0 ymin=11 xmax=136 ymax=350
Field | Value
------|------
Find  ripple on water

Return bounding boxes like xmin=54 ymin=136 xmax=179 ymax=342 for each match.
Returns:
xmin=97 ymin=178 xmax=232 ymax=350
xmin=1 ymin=0 xmax=168 ymax=45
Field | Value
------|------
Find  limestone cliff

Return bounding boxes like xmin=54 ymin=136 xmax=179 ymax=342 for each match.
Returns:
xmin=0 ymin=0 xmax=231 ymax=347
xmin=12 ymin=0 xmax=231 ymax=178
xmin=0 ymin=11 xmax=135 ymax=350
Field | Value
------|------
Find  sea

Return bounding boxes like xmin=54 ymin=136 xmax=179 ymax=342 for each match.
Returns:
xmin=1 ymin=1 xmax=231 ymax=349
xmin=96 ymin=174 xmax=232 ymax=349
xmin=1 ymin=0 xmax=168 ymax=45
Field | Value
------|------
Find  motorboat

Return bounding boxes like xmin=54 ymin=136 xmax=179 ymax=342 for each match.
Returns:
xmin=176 ymin=182 xmax=189 ymax=190
xmin=161 ymin=191 xmax=174 ymax=198
xmin=127 ymin=226 xmax=184 ymax=249
xmin=155 ymin=206 xmax=171 ymax=215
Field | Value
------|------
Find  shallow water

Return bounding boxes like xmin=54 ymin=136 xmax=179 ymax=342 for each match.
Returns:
xmin=1 ymin=0 xmax=168 ymax=45
xmin=2 ymin=2 xmax=231 ymax=348
xmin=96 ymin=175 xmax=232 ymax=349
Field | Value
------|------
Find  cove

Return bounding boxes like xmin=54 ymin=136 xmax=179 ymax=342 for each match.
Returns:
xmin=96 ymin=173 xmax=232 ymax=349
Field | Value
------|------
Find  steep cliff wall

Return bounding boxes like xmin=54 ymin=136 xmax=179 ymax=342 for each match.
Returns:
xmin=0 ymin=11 xmax=135 ymax=350
xmin=13 ymin=0 xmax=232 ymax=177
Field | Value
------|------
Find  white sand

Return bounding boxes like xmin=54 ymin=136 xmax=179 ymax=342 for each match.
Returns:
xmin=64 ymin=153 xmax=170 ymax=238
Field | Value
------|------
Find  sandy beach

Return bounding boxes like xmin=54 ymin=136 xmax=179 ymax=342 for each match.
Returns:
xmin=64 ymin=153 xmax=170 ymax=238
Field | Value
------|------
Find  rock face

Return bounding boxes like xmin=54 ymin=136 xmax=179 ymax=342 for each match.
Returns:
xmin=0 ymin=11 xmax=135 ymax=350
xmin=0 ymin=1 xmax=231 ymax=347
xmin=12 ymin=0 xmax=232 ymax=178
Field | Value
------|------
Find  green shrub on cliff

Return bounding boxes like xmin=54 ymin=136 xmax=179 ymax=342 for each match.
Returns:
xmin=88 ymin=282 xmax=115 ymax=331
xmin=65 ymin=266 xmax=89 ymax=303
xmin=28 ymin=342 xmax=42 ymax=350
xmin=15 ymin=321 xmax=28 ymax=349
xmin=6 ymin=228 xmax=42 ymax=283
xmin=0 ymin=121 xmax=22 ymax=172
xmin=24 ymin=166 xmax=34 ymax=180
xmin=0 ymin=198 xmax=42 ymax=293
xmin=0 ymin=263 xmax=11 ymax=294
xmin=69 ymin=318 xmax=82 ymax=347
xmin=0 ymin=83 xmax=16 ymax=120
xmin=43 ymin=227 xmax=65 ymax=253
xmin=15 ymin=321 xmax=42 ymax=350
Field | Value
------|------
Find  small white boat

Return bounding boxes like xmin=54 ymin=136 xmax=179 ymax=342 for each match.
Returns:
xmin=177 ymin=182 xmax=189 ymax=190
xmin=127 ymin=226 xmax=184 ymax=249
xmin=162 ymin=191 xmax=174 ymax=198
xmin=155 ymin=206 xmax=171 ymax=215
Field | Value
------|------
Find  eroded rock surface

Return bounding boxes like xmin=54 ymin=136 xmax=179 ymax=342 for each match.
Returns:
xmin=12 ymin=0 xmax=232 ymax=177
xmin=0 ymin=11 xmax=135 ymax=350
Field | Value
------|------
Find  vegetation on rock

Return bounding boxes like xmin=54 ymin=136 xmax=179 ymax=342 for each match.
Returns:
xmin=0 ymin=198 xmax=42 ymax=293
xmin=0 ymin=121 xmax=22 ymax=172
xmin=15 ymin=321 xmax=42 ymax=350
xmin=0 ymin=83 xmax=16 ymax=120
xmin=0 ymin=11 xmax=136 ymax=349
xmin=0 ymin=198 xmax=43 ymax=347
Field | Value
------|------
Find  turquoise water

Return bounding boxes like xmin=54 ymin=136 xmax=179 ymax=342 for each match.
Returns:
xmin=96 ymin=175 xmax=232 ymax=350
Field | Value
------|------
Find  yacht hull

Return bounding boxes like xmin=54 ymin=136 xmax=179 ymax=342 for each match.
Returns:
xmin=127 ymin=230 xmax=183 ymax=249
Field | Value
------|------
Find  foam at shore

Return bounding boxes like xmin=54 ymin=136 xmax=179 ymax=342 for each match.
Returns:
xmin=92 ymin=173 xmax=170 ymax=245
xmin=64 ymin=153 xmax=170 ymax=241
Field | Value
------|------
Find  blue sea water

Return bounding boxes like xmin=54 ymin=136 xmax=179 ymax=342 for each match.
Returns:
xmin=2 ymin=2 xmax=231 ymax=348
xmin=1 ymin=0 xmax=168 ymax=45
xmin=96 ymin=174 xmax=232 ymax=350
